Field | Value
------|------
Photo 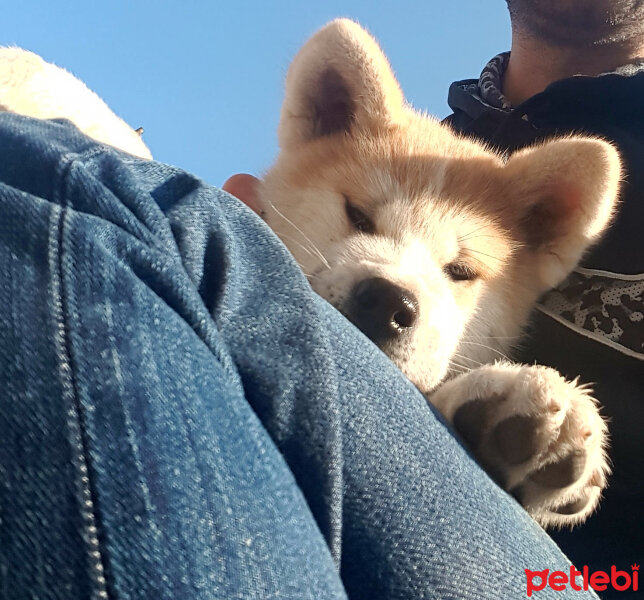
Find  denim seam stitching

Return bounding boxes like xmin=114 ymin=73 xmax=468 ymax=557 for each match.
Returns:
xmin=57 ymin=150 xmax=232 ymax=373
xmin=65 ymin=146 xmax=164 ymax=252
xmin=49 ymin=154 xmax=111 ymax=600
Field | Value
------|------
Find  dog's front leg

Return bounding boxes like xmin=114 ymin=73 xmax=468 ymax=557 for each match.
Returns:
xmin=428 ymin=361 xmax=610 ymax=528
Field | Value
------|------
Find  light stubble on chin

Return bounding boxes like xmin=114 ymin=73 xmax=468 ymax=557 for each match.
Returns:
xmin=506 ymin=0 xmax=644 ymax=47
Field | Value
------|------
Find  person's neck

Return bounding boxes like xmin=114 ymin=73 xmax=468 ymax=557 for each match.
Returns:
xmin=503 ymin=31 xmax=644 ymax=105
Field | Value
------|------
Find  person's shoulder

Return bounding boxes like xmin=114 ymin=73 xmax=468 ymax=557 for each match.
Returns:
xmin=442 ymin=78 xmax=479 ymax=128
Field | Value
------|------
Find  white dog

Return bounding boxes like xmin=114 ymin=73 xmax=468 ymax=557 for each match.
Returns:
xmin=0 ymin=20 xmax=620 ymax=527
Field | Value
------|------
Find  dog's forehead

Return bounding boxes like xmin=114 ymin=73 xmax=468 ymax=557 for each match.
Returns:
xmin=341 ymin=132 xmax=505 ymax=212
xmin=349 ymin=160 xmax=487 ymax=231
xmin=355 ymin=162 xmax=443 ymax=208
xmin=341 ymin=141 xmax=445 ymax=202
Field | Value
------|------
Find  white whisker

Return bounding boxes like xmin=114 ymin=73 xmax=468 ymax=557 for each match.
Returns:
xmin=461 ymin=247 xmax=505 ymax=263
xmin=450 ymin=352 xmax=484 ymax=367
xmin=458 ymin=340 xmax=511 ymax=361
xmin=458 ymin=223 xmax=492 ymax=243
xmin=277 ymin=232 xmax=320 ymax=262
xmin=268 ymin=201 xmax=331 ymax=270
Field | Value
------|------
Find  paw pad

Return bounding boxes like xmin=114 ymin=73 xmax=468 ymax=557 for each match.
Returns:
xmin=529 ymin=450 xmax=586 ymax=489
xmin=453 ymin=397 xmax=498 ymax=448
xmin=493 ymin=415 xmax=541 ymax=465
xmin=432 ymin=363 xmax=609 ymax=528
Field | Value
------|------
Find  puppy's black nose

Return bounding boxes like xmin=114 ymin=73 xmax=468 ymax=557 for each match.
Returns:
xmin=348 ymin=277 xmax=419 ymax=345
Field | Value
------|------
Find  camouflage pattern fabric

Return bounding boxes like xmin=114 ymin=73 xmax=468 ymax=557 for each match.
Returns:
xmin=539 ymin=269 xmax=644 ymax=360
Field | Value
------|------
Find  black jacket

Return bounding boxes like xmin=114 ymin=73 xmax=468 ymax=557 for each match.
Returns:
xmin=446 ymin=72 xmax=644 ymax=579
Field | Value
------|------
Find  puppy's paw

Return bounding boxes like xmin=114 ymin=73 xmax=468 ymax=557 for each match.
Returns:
xmin=430 ymin=362 xmax=610 ymax=528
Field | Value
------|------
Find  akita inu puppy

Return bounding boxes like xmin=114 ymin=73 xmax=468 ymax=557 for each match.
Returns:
xmin=244 ymin=19 xmax=620 ymax=528
xmin=0 ymin=21 xmax=620 ymax=528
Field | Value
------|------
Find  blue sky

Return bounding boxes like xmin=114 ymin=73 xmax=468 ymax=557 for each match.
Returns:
xmin=3 ymin=1 xmax=511 ymax=186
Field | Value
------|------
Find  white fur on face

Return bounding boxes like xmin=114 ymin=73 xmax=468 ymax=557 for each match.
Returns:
xmin=310 ymin=232 xmax=469 ymax=392
xmin=266 ymin=173 xmax=497 ymax=393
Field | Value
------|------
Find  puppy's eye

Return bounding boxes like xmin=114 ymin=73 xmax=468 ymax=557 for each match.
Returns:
xmin=444 ymin=262 xmax=479 ymax=282
xmin=344 ymin=196 xmax=375 ymax=234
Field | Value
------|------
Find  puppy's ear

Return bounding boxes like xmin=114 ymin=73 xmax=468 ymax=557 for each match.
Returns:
xmin=501 ymin=137 xmax=621 ymax=288
xmin=278 ymin=19 xmax=406 ymax=149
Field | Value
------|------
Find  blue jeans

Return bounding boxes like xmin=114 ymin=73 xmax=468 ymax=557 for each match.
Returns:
xmin=0 ymin=114 xmax=598 ymax=599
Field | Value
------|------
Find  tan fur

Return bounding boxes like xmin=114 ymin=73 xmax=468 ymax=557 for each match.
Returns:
xmin=260 ymin=20 xmax=620 ymax=527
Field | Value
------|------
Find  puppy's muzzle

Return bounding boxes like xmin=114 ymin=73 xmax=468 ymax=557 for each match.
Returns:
xmin=348 ymin=277 xmax=419 ymax=347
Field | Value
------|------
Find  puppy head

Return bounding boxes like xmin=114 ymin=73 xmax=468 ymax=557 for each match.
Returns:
xmin=258 ymin=19 xmax=621 ymax=391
